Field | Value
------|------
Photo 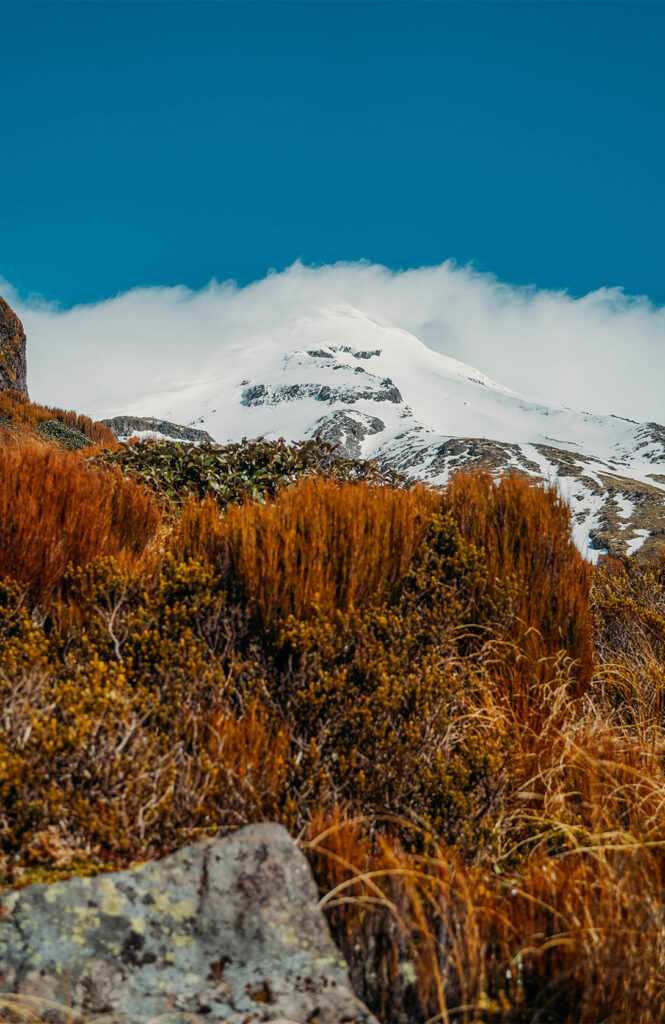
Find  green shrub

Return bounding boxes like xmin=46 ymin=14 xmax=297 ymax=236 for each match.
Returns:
xmin=36 ymin=419 xmax=91 ymax=450
xmin=92 ymin=436 xmax=407 ymax=510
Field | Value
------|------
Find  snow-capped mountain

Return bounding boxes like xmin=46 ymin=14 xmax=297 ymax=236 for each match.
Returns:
xmin=106 ymin=303 xmax=665 ymax=561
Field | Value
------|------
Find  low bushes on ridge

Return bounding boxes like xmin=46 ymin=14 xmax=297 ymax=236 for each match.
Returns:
xmin=0 ymin=390 xmax=116 ymax=448
xmin=93 ymin=435 xmax=407 ymax=510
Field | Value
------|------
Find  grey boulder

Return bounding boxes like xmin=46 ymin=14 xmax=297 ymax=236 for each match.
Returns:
xmin=0 ymin=823 xmax=377 ymax=1024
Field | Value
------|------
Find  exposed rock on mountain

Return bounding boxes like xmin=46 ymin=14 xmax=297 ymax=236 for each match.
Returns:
xmin=0 ymin=823 xmax=377 ymax=1024
xmin=102 ymin=415 xmax=214 ymax=443
xmin=241 ymin=376 xmax=402 ymax=407
xmin=379 ymin=433 xmax=665 ymax=561
xmin=311 ymin=409 xmax=386 ymax=459
xmin=0 ymin=296 xmax=28 ymax=396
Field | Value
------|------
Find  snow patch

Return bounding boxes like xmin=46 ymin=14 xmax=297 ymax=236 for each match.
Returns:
xmin=626 ymin=529 xmax=650 ymax=557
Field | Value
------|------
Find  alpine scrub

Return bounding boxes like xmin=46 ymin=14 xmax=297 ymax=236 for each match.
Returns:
xmin=0 ymin=423 xmax=664 ymax=1023
xmin=93 ymin=436 xmax=407 ymax=510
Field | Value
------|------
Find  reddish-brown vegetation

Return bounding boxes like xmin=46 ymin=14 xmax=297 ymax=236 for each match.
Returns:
xmin=444 ymin=470 xmax=594 ymax=690
xmin=0 ymin=390 xmax=117 ymax=447
xmin=0 ymin=442 xmax=159 ymax=602
xmin=175 ymin=477 xmax=442 ymax=621
xmin=0 ymin=437 xmax=663 ymax=1023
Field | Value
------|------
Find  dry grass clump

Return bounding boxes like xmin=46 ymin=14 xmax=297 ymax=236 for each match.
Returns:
xmin=308 ymin=685 xmax=665 ymax=1024
xmin=1 ymin=451 xmax=665 ymax=1022
xmin=0 ymin=443 xmax=159 ymax=604
xmin=444 ymin=470 xmax=594 ymax=691
xmin=175 ymin=477 xmax=442 ymax=622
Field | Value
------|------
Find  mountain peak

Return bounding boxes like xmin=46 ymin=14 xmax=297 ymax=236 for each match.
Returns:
xmin=100 ymin=303 xmax=665 ymax=561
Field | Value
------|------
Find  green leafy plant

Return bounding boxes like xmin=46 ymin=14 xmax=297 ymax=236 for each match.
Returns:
xmin=92 ymin=436 xmax=408 ymax=509
xmin=36 ymin=419 xmax=91 ymax=450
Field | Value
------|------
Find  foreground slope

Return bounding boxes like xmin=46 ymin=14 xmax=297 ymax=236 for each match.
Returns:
xmin=1 ymin=446 xmax=664 ymax=1023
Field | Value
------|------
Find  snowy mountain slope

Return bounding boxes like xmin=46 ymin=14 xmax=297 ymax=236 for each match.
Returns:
xmin=101 ymin=303 xmax=665 ymax=561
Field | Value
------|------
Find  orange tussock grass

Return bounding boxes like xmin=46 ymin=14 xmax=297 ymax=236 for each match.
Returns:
xmin=443 ymin=470 xmax=594 ymax=690
xmin=0 ymin=442 xmax=160 ymax=603
xmin=174 ymin=476 xmax=442 ymax=623
xmin=0 ymin=391 xmax=117 ymax=448
xmin=181 ymin=699 xmax=292 ymax=829
xmin=299 ymin=610 xmax=665 ymax=1024
xmin=308 ymin=699 xmax=665 ymax=1024
xmin=304 ymin=809 xmax=450 ymax=1023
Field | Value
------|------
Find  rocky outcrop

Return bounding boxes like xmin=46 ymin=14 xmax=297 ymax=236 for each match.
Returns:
xmin=309 ymin=409 xmax=386 ymax=459
xmin=304 ymin=346 xmax=381 ymax=361
xmin=242 ymin=378 xmax=402 ymax=407
xmin=102 ymin=415 xmax=214 ymax=444
xmin=0 ymin=822 xmax=377 ymax=1024
xmin=0 ymin=296 xmax=28 ymax=396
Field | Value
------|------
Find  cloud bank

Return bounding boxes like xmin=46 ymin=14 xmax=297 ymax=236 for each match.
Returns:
xmin=4 ymin=260 xmax=665 ymax=426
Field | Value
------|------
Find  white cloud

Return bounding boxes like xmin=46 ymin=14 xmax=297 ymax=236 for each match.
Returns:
xmin=4 ymin=259 xmax=665 ymax=425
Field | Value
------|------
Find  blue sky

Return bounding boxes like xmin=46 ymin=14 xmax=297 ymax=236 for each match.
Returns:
xmin=1 ymin=0 xmax=664 ymax=307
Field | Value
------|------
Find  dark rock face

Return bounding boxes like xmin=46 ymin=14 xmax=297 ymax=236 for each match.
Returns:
xmin=0 ymin=822 xmax=377 ymax=1023
xmin=102 ymin=415 xmax=214 ymax=444
xmin=636 ymin=422 xmax=665 ymax=462
xmin=343 ymin=347 xmax=382 ymax=360
xmin=242 ymin=378 xmax=402 ymax=407
xmin=305 ymin=346 xmax=381 ymax=361
xmin=310 ymin=409 xmax=386 ymax=459
xmin=0 ymin=296 xmax=28 ymax=396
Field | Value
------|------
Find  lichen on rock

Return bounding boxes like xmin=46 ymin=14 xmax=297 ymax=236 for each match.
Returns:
xmin=0 ymin=823 xmax=377 ymax=1024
